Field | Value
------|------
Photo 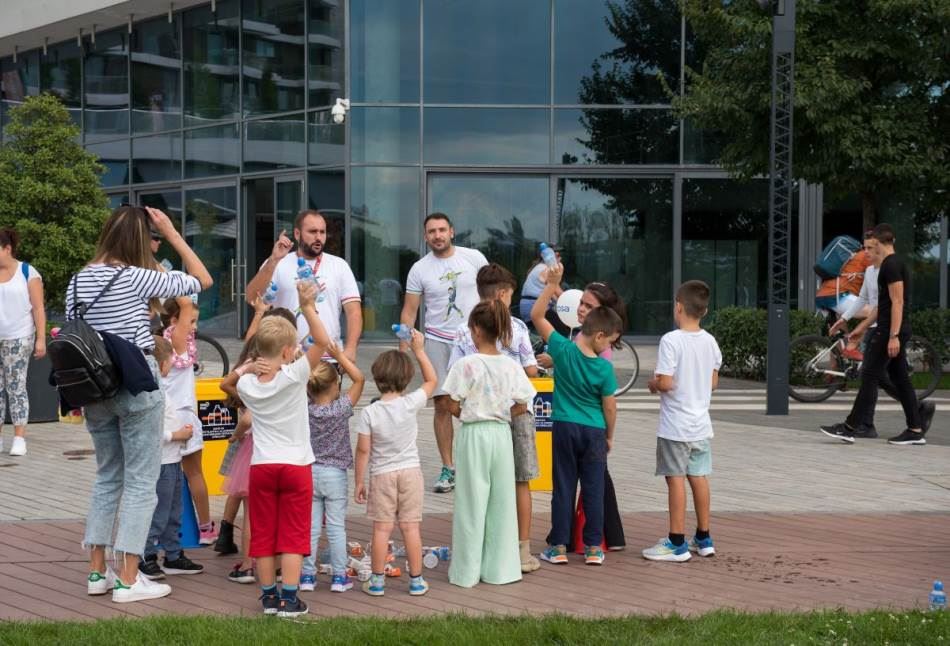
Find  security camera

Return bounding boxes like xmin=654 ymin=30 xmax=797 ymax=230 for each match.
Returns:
xmin=331 ymin=98 xmax=350 ymax=124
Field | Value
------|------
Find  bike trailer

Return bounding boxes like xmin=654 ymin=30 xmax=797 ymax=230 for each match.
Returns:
xmin=814 ymin=235 xmax=861 ymax=280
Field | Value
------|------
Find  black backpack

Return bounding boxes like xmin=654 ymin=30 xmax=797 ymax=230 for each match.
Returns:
xmin=48 ymin=267 xmax=128 ymax=408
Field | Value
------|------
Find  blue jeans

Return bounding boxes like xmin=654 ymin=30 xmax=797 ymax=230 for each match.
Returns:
xmin=83 ymin=356 xmax=164 ymax=556
xmin=546 ymin=420 xmax=607 ymax=548
xmin=302 ymin=465 xmax=348 ymax=576
xmin=144 ymin=462 xmax=183 ymax=561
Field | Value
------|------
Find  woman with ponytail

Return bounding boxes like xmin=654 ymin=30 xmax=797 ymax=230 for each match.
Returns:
xmin=441 ymin=300 xmax=536 ymax=588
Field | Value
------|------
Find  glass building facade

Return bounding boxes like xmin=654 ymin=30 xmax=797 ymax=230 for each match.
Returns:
xmin=1 ymin=0 xmax=946 ymax=338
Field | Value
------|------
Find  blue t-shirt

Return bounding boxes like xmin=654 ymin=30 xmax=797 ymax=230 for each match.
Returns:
xmin=547 ymin=331 xmax=616 ymax=429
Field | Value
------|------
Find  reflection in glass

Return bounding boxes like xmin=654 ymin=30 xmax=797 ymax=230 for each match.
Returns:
xmin=558 ymin=178 xmax=673 ymax=334
xmin=2 ymin=52 xmax=40 ymax=133
xmin=41 ymin=43 xmax=82 ymax=126
xmin=185 ymin=185 xmax=239 ymax=336
xmin=555 ymin=108 xmax=679 ymax=165
xmin=107 ymin=193 xmax=129 ymax=210
xmin=424 ymin=0 xmax=549 ymax=104
xmin=428 ymin=175 xmax=549 ymax=290
xmin=185 ymin=123 xmax=240 ymax=178
xmin=140 ymin=189 xmax=183 ymax=269
xmin=132 ymin=16 xmax=182 ymax=134
xmin=308 ymin=110 xmax=344 ymax=166
xmin=351 ymin=167 xmax=421 ymax=335
xmin=84 ymin=30 xmax=130 ymax=142
xmin=183 ymin=0 xmax=240 ymax=126
xmin=682 ymin=179 xmax=769 ymax=310
xmin=309 ymin=170 xmax=346 ymax=257
xmin=683 ymin=118 xmax=725 ymax=165
xmin=880 ymin=194 xmax=943 ymax=309
xmin=309 ymin=0 xmax=344 ymax=107
xmin=275 ymin=179 xmax=302 ymax=241
xmin=242 ymin=0 xmax=305 ymax=116
xmin=132 ymin=132 xmax=182 ymax=183
xmin=351 ymin=107 xmax=419 ymax=164
xmin=424 ymin=108 xmax=549 ymax=165
xmin=87 ymin=140 xmax=130 ymax=187
xmin=555 ymin=0 xmax=680 ymax=105
xmin=244 ymin=113 xmax=306 ymax=171
xmin=350 ymin=0 xmax=419 ymax=103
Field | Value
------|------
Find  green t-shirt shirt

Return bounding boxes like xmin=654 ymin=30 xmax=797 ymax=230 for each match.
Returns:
xmin=547 ymin=331 xmax=616 ymax=429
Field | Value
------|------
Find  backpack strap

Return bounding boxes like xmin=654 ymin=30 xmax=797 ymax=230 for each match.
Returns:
xmin=20 ymin=262 xmax=29 ymax=281
xmin=71 ymin=266 xmax=130 ymax=319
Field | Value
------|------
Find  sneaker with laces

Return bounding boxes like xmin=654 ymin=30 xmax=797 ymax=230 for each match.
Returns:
xmin=112 ymin=573 xmax=172 ymax=603
xmin=819 ymin=423 xmax=855 ymax=444
xmin=408 ymin=576 xmax=429 ymax=596
xmin=198 ymin=522 xmax=218 ymax=545
xmin=8 ymin=436 xmax=26 ymax=456
xmin=138 ymin=557 xmax=166 ymax=580
xmin=584 ymin=545 xmax=605 ymax=565
xmin=228 ymin=563 xmax=256 ymax=584
xmin=888 ymin=428 xmax=927 ymax=445
xmin=260 ymin=593 xmax=280 ymax=615
xmin=87 ymin=567 xmax=117 ymax=595
xmin=688 ymin=535 xmax=716 ymax=557
xmin=642 ymin=538 xmax=691 ymax=562
xmin=162 ymin=553 xmax=204 ymax=575
xmin=277 ymin=597 xmax=308 ymax=618
xmin=539 ymin=544 xmax=568 ymax=564
xmin=851 ymin=424 xmax=878 ymax=439
xmin=433 ymin=466 xmax=455 ymax=493
xmin=362 ymin=574 xmax=385 ymax=596
xmin=330 ymin=574 xmax=352 ymax=592
xmin=299 ymin=573 xmax=316 ymax=591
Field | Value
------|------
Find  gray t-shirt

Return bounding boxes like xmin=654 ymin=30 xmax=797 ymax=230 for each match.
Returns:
xmin=354 ymin=388 xmax=426 ymax=476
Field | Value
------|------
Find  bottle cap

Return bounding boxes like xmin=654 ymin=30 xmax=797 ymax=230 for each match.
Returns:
xmin=539 ymin=242 xmax=548 ymax=250
xmin=297 ymin=257 xmax=306 ymax=266
xmin=391 ymin=323 xmax=399 ymax=332
xmin=936 ymin=580 xmax=944 ymax=591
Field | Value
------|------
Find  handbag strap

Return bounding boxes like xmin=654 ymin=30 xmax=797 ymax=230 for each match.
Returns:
xmin=70 ymin=266 xmax=129 ymax=320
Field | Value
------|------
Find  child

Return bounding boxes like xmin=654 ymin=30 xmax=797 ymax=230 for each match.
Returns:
xmin=448 ymin=263 xmax=542 ymax=573
xmin=643 ymin=280 xmax=721 ymax=562
xmin=220 ymin=281 xmax=329 ymax=617
xmin=530 ymin=262 xmax=621 ymax=566
xmin=161 ymin=297 xmax=215 ymax=545
xmin=139 ymin=336 xmax=204 ymax=581
xmin=443 ymin=300 xmax=537 ymax=587
xmin=353 ymin=331 xmax=437 ymax=597
xmin=300 ymin=343 xmax=365 ymax=593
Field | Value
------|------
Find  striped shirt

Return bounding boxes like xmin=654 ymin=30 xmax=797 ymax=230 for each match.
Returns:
xmin=65 ymin=264 xmax=201 ymax=350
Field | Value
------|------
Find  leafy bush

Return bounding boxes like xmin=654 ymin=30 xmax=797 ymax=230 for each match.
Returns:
xmin=911 ymin=308 xmax=950 ymax=365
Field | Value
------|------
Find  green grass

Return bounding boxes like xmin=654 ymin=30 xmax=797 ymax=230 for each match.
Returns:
xmin=1 ymin=611 xmax=947 ymax=645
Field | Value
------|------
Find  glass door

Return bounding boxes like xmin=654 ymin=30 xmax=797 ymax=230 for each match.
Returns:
xmin=275 ymin=175 xmax=304 ymax=236
xmin=138 ymin=188 xmax=184 ymax=270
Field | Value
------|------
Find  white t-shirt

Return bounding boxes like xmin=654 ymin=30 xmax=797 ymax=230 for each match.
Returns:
xmin=160 ymin=400 xmax=184 ymax=465
xmin=0 ymin=262 xmax=41 ymax=340
xmin=406 ymin=247 xmax=488 ymax=343
xmin=448 ymin=315 xmax=537 ymax=371
xmin=266 ymin=252 xmax=361 ymax=345
xmin=354 ymin=388 xmax=426 ymax=476
xmin=237 ymin=355 xmax=315 ymax=466
xmin=842 ymin=264 xmax=879 ymax=328
xmin=442 ymin=354 xmax=537 ymax=424
xmin=654 ymin=329 xmax=722 ymax=442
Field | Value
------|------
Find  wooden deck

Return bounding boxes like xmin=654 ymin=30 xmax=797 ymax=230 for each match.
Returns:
xmin=0 ymin=511 xmax=946 ymax=622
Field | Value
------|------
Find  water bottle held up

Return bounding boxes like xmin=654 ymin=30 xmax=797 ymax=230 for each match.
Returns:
xmin=301 ymin=335 xmax=314 ymax=351
xmin=931 ymin=580 xmax=947 ymax=611
xmin=263 ymin=281 xmax=278 ymax=305
xmin=539 ymin=242 xmax=558 ymax=269
xmin=296 ymin=257 xmax=315 ymax=282
xmin=392 ymin=323 xmax=413 ymax=342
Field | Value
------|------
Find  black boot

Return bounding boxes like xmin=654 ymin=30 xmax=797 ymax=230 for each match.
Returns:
xmin=213 ymin=519 xmax=239 ymax=555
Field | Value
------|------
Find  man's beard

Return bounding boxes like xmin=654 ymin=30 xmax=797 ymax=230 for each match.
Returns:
xmin=299 ymin=241 xmax=323 ymax=259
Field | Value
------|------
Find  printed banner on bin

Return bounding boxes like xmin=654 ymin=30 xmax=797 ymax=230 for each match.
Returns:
xmin=198 ymin=400 xmax=237 ymax=441
xmin=532 ymin=392 xmax=553 ymax=429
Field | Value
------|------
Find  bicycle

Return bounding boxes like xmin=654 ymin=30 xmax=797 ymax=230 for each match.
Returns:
xmin=788 ymin=329 xmax=941 ymax=403
xmin=193 ymin=332 xmax=230 ymax=378
xmin=530 ymin=333 xmax=640 ymax=397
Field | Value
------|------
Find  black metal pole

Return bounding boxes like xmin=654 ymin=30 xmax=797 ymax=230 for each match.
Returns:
xmin=765 ymin=0 xmax=796 ymax=415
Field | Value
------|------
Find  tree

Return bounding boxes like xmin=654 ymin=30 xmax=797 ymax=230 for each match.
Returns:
xmin=0 ymin=94 xmax=109 ymax=312
xmin=672 ymin=0 xmax=949 ymax=229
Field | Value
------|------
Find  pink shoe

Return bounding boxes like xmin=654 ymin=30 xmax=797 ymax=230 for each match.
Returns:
xmin=199 ymin=522 xmax=218 ymax=545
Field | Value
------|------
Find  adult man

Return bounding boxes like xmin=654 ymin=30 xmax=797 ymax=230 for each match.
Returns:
xmin=246 ymin=209 xmax=362 ymax=361
xmin=820 ymin=224 xmax=936 ymax=445
xmin=401 ymin=213 xmax=488 ymax=493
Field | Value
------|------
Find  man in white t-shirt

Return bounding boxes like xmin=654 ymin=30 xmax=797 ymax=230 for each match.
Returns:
xmin=245 ymin=210 xmax=362 ymax=361
xmin=401 ymin=213 xmax=488 ymax=493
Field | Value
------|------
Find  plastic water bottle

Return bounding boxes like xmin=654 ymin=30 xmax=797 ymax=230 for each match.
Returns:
xmin=931 ymin=580 xmax=947 ymax=611
xmin=262 ymin=281 xmax=278 ymax=305
xmin=392 ymin=323 xmax=413 ymax=342
xmin=301 ymin=335 xmax=314 ymax=351
xmin=539 ymin=242 xmax=558 ymax=269
xmin=433 ymin=546 xmax=451 ymax=562
xmin=296 ymin=257 xmax=315 ymax=282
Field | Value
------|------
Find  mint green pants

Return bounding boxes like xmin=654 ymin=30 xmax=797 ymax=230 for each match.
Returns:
xmin=449 ymin=421 xmax=522 ymax=587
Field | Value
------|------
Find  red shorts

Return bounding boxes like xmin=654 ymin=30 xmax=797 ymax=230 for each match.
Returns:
xmin=248 ymin=463 xmax=313 ymax=557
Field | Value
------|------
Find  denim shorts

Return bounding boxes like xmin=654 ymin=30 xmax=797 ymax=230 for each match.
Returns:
xmin=510 ymin=412 xmax=539 ymax=482
xmin=655 ymin=437 xmax=712 ymax=477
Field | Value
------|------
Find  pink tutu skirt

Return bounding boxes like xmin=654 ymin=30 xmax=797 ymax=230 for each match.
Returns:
xmin=223 ymin=434 xmax=253 ymax=497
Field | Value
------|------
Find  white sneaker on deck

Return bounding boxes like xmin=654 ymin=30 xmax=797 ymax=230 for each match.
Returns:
xmin=9 ymin=436 xmax=26 ymax=456
xmin=112 ymin=573 xmax=172 ymax=603
xmin=87 ymin=567 xmax=117 ymax=595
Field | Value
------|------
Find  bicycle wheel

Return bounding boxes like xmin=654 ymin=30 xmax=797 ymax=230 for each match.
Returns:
xmin=193 ymin=333 xmax=230 ymax=378
xmin=788 ymin=335 xmax=845 ymax=402
xmin=906 ymin=335 xmax=941 ymax=401
xmin=611 ymin=340 xmax=639 ymax=396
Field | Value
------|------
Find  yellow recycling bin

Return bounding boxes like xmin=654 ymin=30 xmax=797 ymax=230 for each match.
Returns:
xmin=195 ymin=378 xmax=239 ymax=496
xmin=528 ymin=377 xmax=554 ymax=492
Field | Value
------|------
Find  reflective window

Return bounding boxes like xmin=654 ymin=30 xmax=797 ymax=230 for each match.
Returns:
xmin=555 ymin=108 xmax=679 ymax=165
xmin=87 ymin=140 xmax=130 ymax=187
xmin=275 ymin=178 xmax=303 ymax=238
xmin=557 ymin=177 xmax=673 ymax=334
xmin=683 ymin=118 xmax=724 ymax=165
xmin=424 ymin=108 xmax=549 ymax=165
xmin=140 ymin=189 xmax=183 ymax=269
xmin=424 ymin=0 xmax=549 ymax=104
xmin=350 ymin=0 xmax=419 ymax=103
xmin=309 ymin=170 xmax=345 ymax=257
xmin=555 ymin=0 xmax=680 ymax=105
xmin=107 ymin=193 xmax=130 ymax=209
xmin=244 ymin=113 xmax=306 ymax=171
xmin=185 ymin=123 xmax=240 ymax=178
xmin=309 ymin=0 xmax=344 ymax=107
xmin=84 ymin=30 xmax=130 ymax=142
xmin=132 ymin=132 xmax=182 ymax=184
xmin=308 ymin=109 xmax=344 ymax=166
xmin=350 ymin=107 xmax=419 ymax=164
xmin=682 ymin=179 xmax=769 ymax=310
xmin=132 ymin=16 xmax=182 ymax=134
xmin=2 ymin=51 xmax=40 ymax=132
xmin=242 ymin=0 xmax=305 ymax=116
xmin=880 ymin=194 xmax=943 ymax=310
xmin=183 ymin=0 xmax=240 ymax=126
xmin=41 ymin=42 xmax=82 ymax=126
xmin=351 ymin=167 xmax=421 ymax=335
xmin=185 ymin=185 xmax=239 ymax=336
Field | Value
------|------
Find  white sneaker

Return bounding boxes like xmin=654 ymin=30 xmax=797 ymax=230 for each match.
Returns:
xmin=112 ymin=573 xmax=172 ymax=603
xmin=87 ymin=567 xmax=117 ymax=595
xmin=9 ymin=436 xmax=26 ymax=456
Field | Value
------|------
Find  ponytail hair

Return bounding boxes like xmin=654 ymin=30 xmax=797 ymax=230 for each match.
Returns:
xmin=468 ymin=299 xmax=512 ymax=348
xmin=0 ymin=228 xmax=18 ymax=255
